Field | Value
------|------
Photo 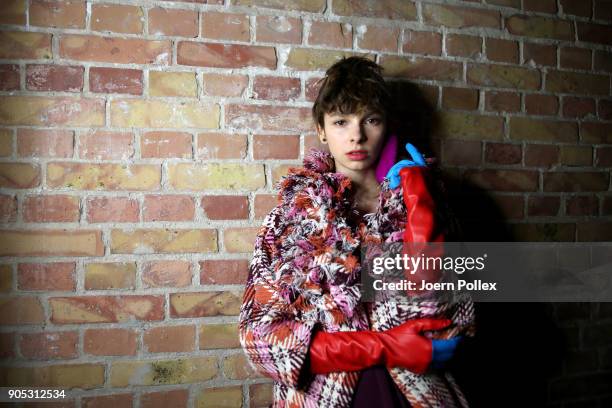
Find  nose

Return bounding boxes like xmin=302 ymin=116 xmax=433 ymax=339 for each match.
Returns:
xmin=350 ymin=123 xmax=367 ymax=143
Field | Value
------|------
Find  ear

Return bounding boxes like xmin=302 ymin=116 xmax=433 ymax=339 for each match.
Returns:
xmin=316 ymin=124 xmax=327 ymax=144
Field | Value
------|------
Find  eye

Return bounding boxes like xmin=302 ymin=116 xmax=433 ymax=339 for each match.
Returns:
xmin=366 ymin=117 xmax=382 ymax=125
xmin=333 ymin=119 xmax=346 ymax=126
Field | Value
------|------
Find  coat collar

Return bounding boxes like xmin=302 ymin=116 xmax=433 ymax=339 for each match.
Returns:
xmin=276 ymin=147 xmax=393 ymax=217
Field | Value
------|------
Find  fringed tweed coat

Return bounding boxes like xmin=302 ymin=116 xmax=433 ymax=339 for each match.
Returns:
xmin=239 ymin=148 xmax=476 ymax=408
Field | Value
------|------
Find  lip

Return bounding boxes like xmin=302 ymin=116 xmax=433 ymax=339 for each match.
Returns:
xmin=346 ymin=150 xmax=368 ymax=161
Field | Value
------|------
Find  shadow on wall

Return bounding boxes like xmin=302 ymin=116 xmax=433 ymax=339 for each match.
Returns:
xmin=386 ymin=80 xmax=567 ymax=407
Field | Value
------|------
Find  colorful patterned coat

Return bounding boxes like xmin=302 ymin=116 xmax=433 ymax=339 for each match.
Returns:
xmin=239 ymin=148 xmax=475 ymax=408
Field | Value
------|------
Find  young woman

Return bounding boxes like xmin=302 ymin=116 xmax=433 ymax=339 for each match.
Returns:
xmin=239 ymin=57 xmax=475 ymax=407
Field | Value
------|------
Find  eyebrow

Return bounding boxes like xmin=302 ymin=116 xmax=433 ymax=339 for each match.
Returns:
xmin=327 ymin=111 xmax=383 ymax=118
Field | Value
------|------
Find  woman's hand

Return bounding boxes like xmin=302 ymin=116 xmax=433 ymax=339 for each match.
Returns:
xmin=386 ymin=143 xmax=427 ymax=189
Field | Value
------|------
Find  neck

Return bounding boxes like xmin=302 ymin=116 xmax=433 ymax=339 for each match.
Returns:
xmin=335 ymin=166 xmax=381 ymax=201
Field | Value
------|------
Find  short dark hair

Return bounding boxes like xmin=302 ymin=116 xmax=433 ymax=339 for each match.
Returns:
xmin=312 ymin=56 xmax=392 ymax=130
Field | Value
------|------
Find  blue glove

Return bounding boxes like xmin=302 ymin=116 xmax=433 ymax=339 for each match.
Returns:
xmin=386 ymin=143 xmax=427 ymax=189
xmin=431 ymin=336 xmax=462 ymax=370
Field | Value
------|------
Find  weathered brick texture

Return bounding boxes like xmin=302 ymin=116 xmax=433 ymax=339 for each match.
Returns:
xmin=0 ymin=0 xmax=610 ymax=406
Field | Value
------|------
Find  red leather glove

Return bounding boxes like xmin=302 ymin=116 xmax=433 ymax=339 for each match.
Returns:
xmin=308 ymin=318 xmax=451 ymax=374
xmin=400 ymin=166 xmax=444 ymax=295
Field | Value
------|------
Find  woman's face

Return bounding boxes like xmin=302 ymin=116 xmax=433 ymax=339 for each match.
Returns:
xmin=317 ymin=108 xmax=387 ymax=176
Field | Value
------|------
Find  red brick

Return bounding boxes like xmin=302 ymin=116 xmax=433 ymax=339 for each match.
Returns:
xmin=50 ymin=296 xmax=164 ymax=323
xmin=18 ymin=262 xmax=75 ymax=291
xmin=142 ymin=260 xmax=192 ymax=288
xmin=599 ymin=100 xmax=612 ymax=120
xmin=523 ymin=43 xmax=557 ymax=66
xmin=253 ymin=134 xmax=300 ymax=159
xmin=19 ymin=331 xmax=78 ymax=360
xmin=524 ymin=0 xmax=557 ymax=13
xmin=0 ymin=332 xmax=15 ymax=358
xmin=582 ymin=122 xmax=612 ymax=143
xmin=170 ymin=291 xmax=242 ymax=318
xmin=141 ymin=389 xmax=189 ymax=408
xmin=467 ymin=63 xmax=540 ymax=90
xmin=381 ymin=56 xmax=462 ymax=81
xmin=0 ymin=163 xmax=40 ymax=189
xmin=149 ymin=8 xmax=198 ymax=37
xmin=84 ymin=328 xmax=137 ymax=356
xmin=0 ymin=31 xmax=52 ymax=59
xmin=89 ymin=67 xmax=142 ymax=95
xmin=357 ymin=25 xmax=399 ymax=52
xmin=17 ymin=129 xmax=74 ymax=158
xmin=197 ymin=133 xmax=247 ymax=159
xmin=561 ymin=0 xmax=592 ymax=17
xmin=91 ymin=3 xmax=143 ymax=34
xmin=0 ymin=296 xmax=45 ymax=324
xmin=82 ymin=394 xmax=132 ymax=408
xmin=402 ymin=31 xmax=441 ymax=56
xmin=603 ymin=196 xmax=612 ymax=215
xmin=60 ymin=35 xmax=170 ymax=64
xmin=486 ymin=38 xmax=519 ymax=63
xmin=528 ymin=195 xmax=560 ymax=216
xmin=577 ymin=22 xmax=612 ymax=45
xmin=594 ymin=50 xmax=612 ymax=72
xmin=254 ymin=194 xmax=278 ymax=218
xmin=423 ymin=4 xmax=500 ymax=28
xmin=577 ymin=222 xmax=612 ymax=241
xmin=225 ymin=104 xmax=311 ymax=132
xmin=525 ymin=144 xmax=559 ymax=168
xmin=510 ymin=117 xmax=578 ymax=143
xmin=144 ymin=325 xmax=195 ymax=353
xmin=0 ymin=0 xmax=26 ymax=25
xmin=25 ymin=65 xmax=82 ymax=92
xmin=595 ymin=0 xmax=612 ymax=20
xmin=485 ymin=143 xmax=522 ymax=165
xmin=464 ymin=169 xmax=539 ymax=191
xmin=566 ymin=196 xmax=599 ymax=216
xmin=485 ymin=91 xmax=520 ymax=112
xmin=30 ymin=0 xmax=86 ymax=28
xmin=506 ymin=15 xmax=574 ymax=40
xmin=256 ymin=15 xmax=302 ymax=44
xmin=0 ymin=129 xmax=11 ymax=157
xmin=0 ymin=65 xmax=19 ymax=91
xmin=543 ymin=172 xmax=609 ymax=192
xmin=596 ymin=147 xmax=612 ymax=167
xmin=23 ymin=194 xmax=80 ymax=223
xmin=203 ymin=73 xmax=248 ymax=97
xmin=525 ymin=94 xmax=559 ymax=116
xmin=332 ymin=0 xmax=415 ymax=19
xmin=78 ymin=130 xmax=134 ymax=160
xmin=141 ymin=131 xmax=192 ymax=159
xmin=560 ymin=47 xmax=592 ymax=70
xmin=250 ymin=383 xmax=274 ymax=408
xmin=144 ymin=195 xmax=195 ymax=222
xmin=201 ymin=195 xmax=249 ymax=220
xmin=0 ymin=194 xmax=17 ymax=223
xmin=446 ymin=34 xmax=481 ymax=58
xmin=443 ymin=140 xmax=481 ymax=166
xmin=442 ymin=87 xmax=478 ymax=110
xmin=490 ymin=194 xmax=524 ymax=220
xmin=86 ymin=197 xmax=139 ymax=223
xmin=253 ymin=76 xmax=301 ymax=101
xmin=202 ymin=11 xmax=250 ymax=41
xmin=178 ymin=42 xmax=276 ymax=68
xmin=200 ymin=259 xmax=249 ymax=285
xmin=308 ymin=21 xmax=352 ymax=48
xmin=563 ymin=97 xmax=596 ymax=118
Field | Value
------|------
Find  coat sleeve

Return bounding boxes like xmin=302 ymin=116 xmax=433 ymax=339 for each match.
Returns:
xmin=238 ymin=204 xmax=319 ymax=389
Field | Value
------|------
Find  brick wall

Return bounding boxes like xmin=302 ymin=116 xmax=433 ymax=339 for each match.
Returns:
xmin=0 ymin=0 xmax=611 ymax=406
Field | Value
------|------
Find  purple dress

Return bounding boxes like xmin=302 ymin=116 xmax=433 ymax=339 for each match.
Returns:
xmin=351 ymin=365 xmax=412 ymax=407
